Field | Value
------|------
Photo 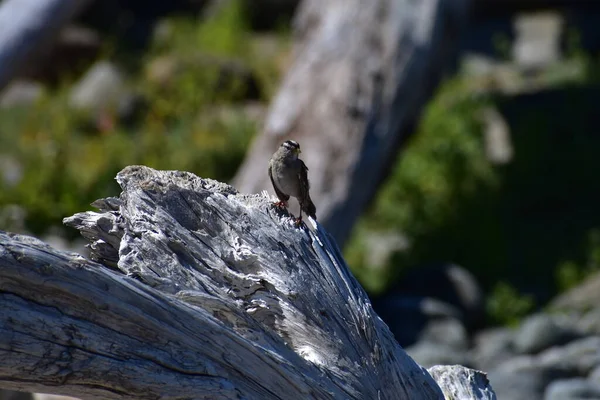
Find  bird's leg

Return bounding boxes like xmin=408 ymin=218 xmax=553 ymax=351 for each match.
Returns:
xmin=274 ymin=199 xmax=288 ymax=209
xmin=294 ymin=209 xmax=303 ymax=226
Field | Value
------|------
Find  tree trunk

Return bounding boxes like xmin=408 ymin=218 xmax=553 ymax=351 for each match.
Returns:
xmin=233 ymin=0 xmax=470 ymax=248
xmin=0 ymin=166 xmax=495 ymax=399
xmin=0 ymin=0 xmax=91 ymax=91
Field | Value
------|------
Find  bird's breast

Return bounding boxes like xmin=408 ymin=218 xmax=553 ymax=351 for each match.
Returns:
xmin=272 ymin=161 xmax=301 ymax=198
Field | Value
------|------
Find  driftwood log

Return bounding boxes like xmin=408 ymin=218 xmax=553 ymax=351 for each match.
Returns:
xmin=233 ymin=0 xmax=470 ymax=248
xmin=0 ymin=166 xmax=495 ymax=399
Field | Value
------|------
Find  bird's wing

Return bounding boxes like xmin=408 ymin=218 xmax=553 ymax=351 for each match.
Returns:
xmin=298 ymin=160 xmax=316 ymax=219
xmin=298 ymin=160 xmax=310 ymax=194
xmin=268 ymin=163 xmax=290 ymax=201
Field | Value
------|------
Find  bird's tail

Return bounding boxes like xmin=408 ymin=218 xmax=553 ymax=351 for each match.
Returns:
xmin=302 ymin=196 xmax=317 ymax=220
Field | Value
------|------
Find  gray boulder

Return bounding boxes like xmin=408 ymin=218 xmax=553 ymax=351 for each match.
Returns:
xmin=545 ymin=378 xmax=600 ymax=400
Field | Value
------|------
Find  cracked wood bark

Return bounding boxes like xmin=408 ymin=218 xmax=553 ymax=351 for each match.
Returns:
xmin=233 ymin=0 xmax=470 ymax=248
xmin=429 ymin=366 xmax=496 ymax=400
xmin=0 ymin=166 xmax=496 ymax=399
xmin=0 ymin=166 xmax=441 ymax=399
xmin=0 ymin=0 xmax=92 ymax=92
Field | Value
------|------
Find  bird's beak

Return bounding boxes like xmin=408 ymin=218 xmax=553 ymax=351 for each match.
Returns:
xmin=296 ymin=148 xmax=302 ymax=154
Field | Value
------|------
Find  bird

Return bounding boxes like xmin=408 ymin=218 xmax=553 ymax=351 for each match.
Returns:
xmin=268 ymin=140 xmax=317 ymax=225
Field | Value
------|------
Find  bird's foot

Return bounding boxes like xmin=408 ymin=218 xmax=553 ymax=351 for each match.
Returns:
xmin=273 ymin=200 xmax=288 ymax=209
xmin=294 ymin=217 xmax=304 ymax=227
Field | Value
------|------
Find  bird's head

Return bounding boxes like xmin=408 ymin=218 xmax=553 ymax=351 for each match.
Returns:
xmin=281 ymin=140 xmax=301 ymax=158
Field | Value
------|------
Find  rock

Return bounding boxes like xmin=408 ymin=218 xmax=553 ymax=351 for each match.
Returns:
xmin=388 ymin=316 xmax=470 ymax=370
xmin=406 ymin=342 xmax=472 ymax=368
xmin=513 ymin=314 xmax=578 ymax=354
xmin=589 ymin=365 xmax=600 ymax=383
xmin=471 ymin=327 xmax=516 ymax=371
xmin=69 ymin=61 xmax=128 ymax=112
xmin=544 ymin=378 xmax=600 ymax=400
xmin=0 ymin=156 xmax=23 ymax=187
xmin=418 ymin=317 xmax=470 ymax=351
xmin=462 ymin=54 xmax=501 ymax=77
xmin=482 ymin=106 xmax=513 ymax=165
xmin=0 ymin=205 xmax=27 ymax=234
xmin=372 ymin=295 xmax=462 ymax=346
xmin=577 ymin=309 xmax=600 ymax=336
xmin=551 ymin=271 xmax=600 ymax=314
xmin=69 ymin=60 xmax=147 ymax=131
xmin=488 ymin=356 xmax=569 ymax=400
xmin=362 ymin=231 xmax=408 ymax=271
xmin=512 ymin=12 xmax=563 ymax=70
xmin=393 ymin=263 xmax=485 ymax=329
xmin=0 ymin=80 xmax=43 ymax=108
xmin=538 ymin=336 xmax=600 ymax=376
xmin=428 ymin=365 xmax=497 ymax=400
xmin=486 ymin=336 xmax=600 ymax=399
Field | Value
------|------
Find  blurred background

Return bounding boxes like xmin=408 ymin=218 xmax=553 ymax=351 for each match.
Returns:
xmin=2 ymin=0 xmax=600 ymax=399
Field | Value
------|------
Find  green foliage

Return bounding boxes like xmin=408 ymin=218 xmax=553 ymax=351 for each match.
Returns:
xmin=370 ymin=85 xmax=497 ymax=236
xmin=347 ymin=79 xmax=499 ymax=293
xmin=487 ymin=282 xmax=535 ymax=326
xmin=556 ymin=229 xmax=600 ymax=291
xmin=155 ymin=1 xmax=249 ymax=57
xmin=346 ymin=50 xmax=600 ymax=325
xmin=0 ymin=0 xmax=283 ymax=236
xmin=555 ymin=261 xmax=585 ymax=293
xmin=492 ymin=33 xmax=512 ymax=61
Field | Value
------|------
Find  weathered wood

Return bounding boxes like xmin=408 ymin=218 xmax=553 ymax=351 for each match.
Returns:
xmin=233 ymin=0 xmax=470 ymax=248
xmin=0 ymin=166 xmax=496 ymax=399
xmin=0 ymin=0 xmax=91 ymax=92
xmin=428 ymin=365 xmax=497 ymax=400
xmin=0 ymin=233 xmax=344 ymax=399
xmin=0 ymin=166 xmax=449 ymax=399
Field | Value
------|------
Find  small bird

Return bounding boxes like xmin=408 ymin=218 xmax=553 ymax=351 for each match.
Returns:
xmin=268 ymin=140 xmax=317 ymax=225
